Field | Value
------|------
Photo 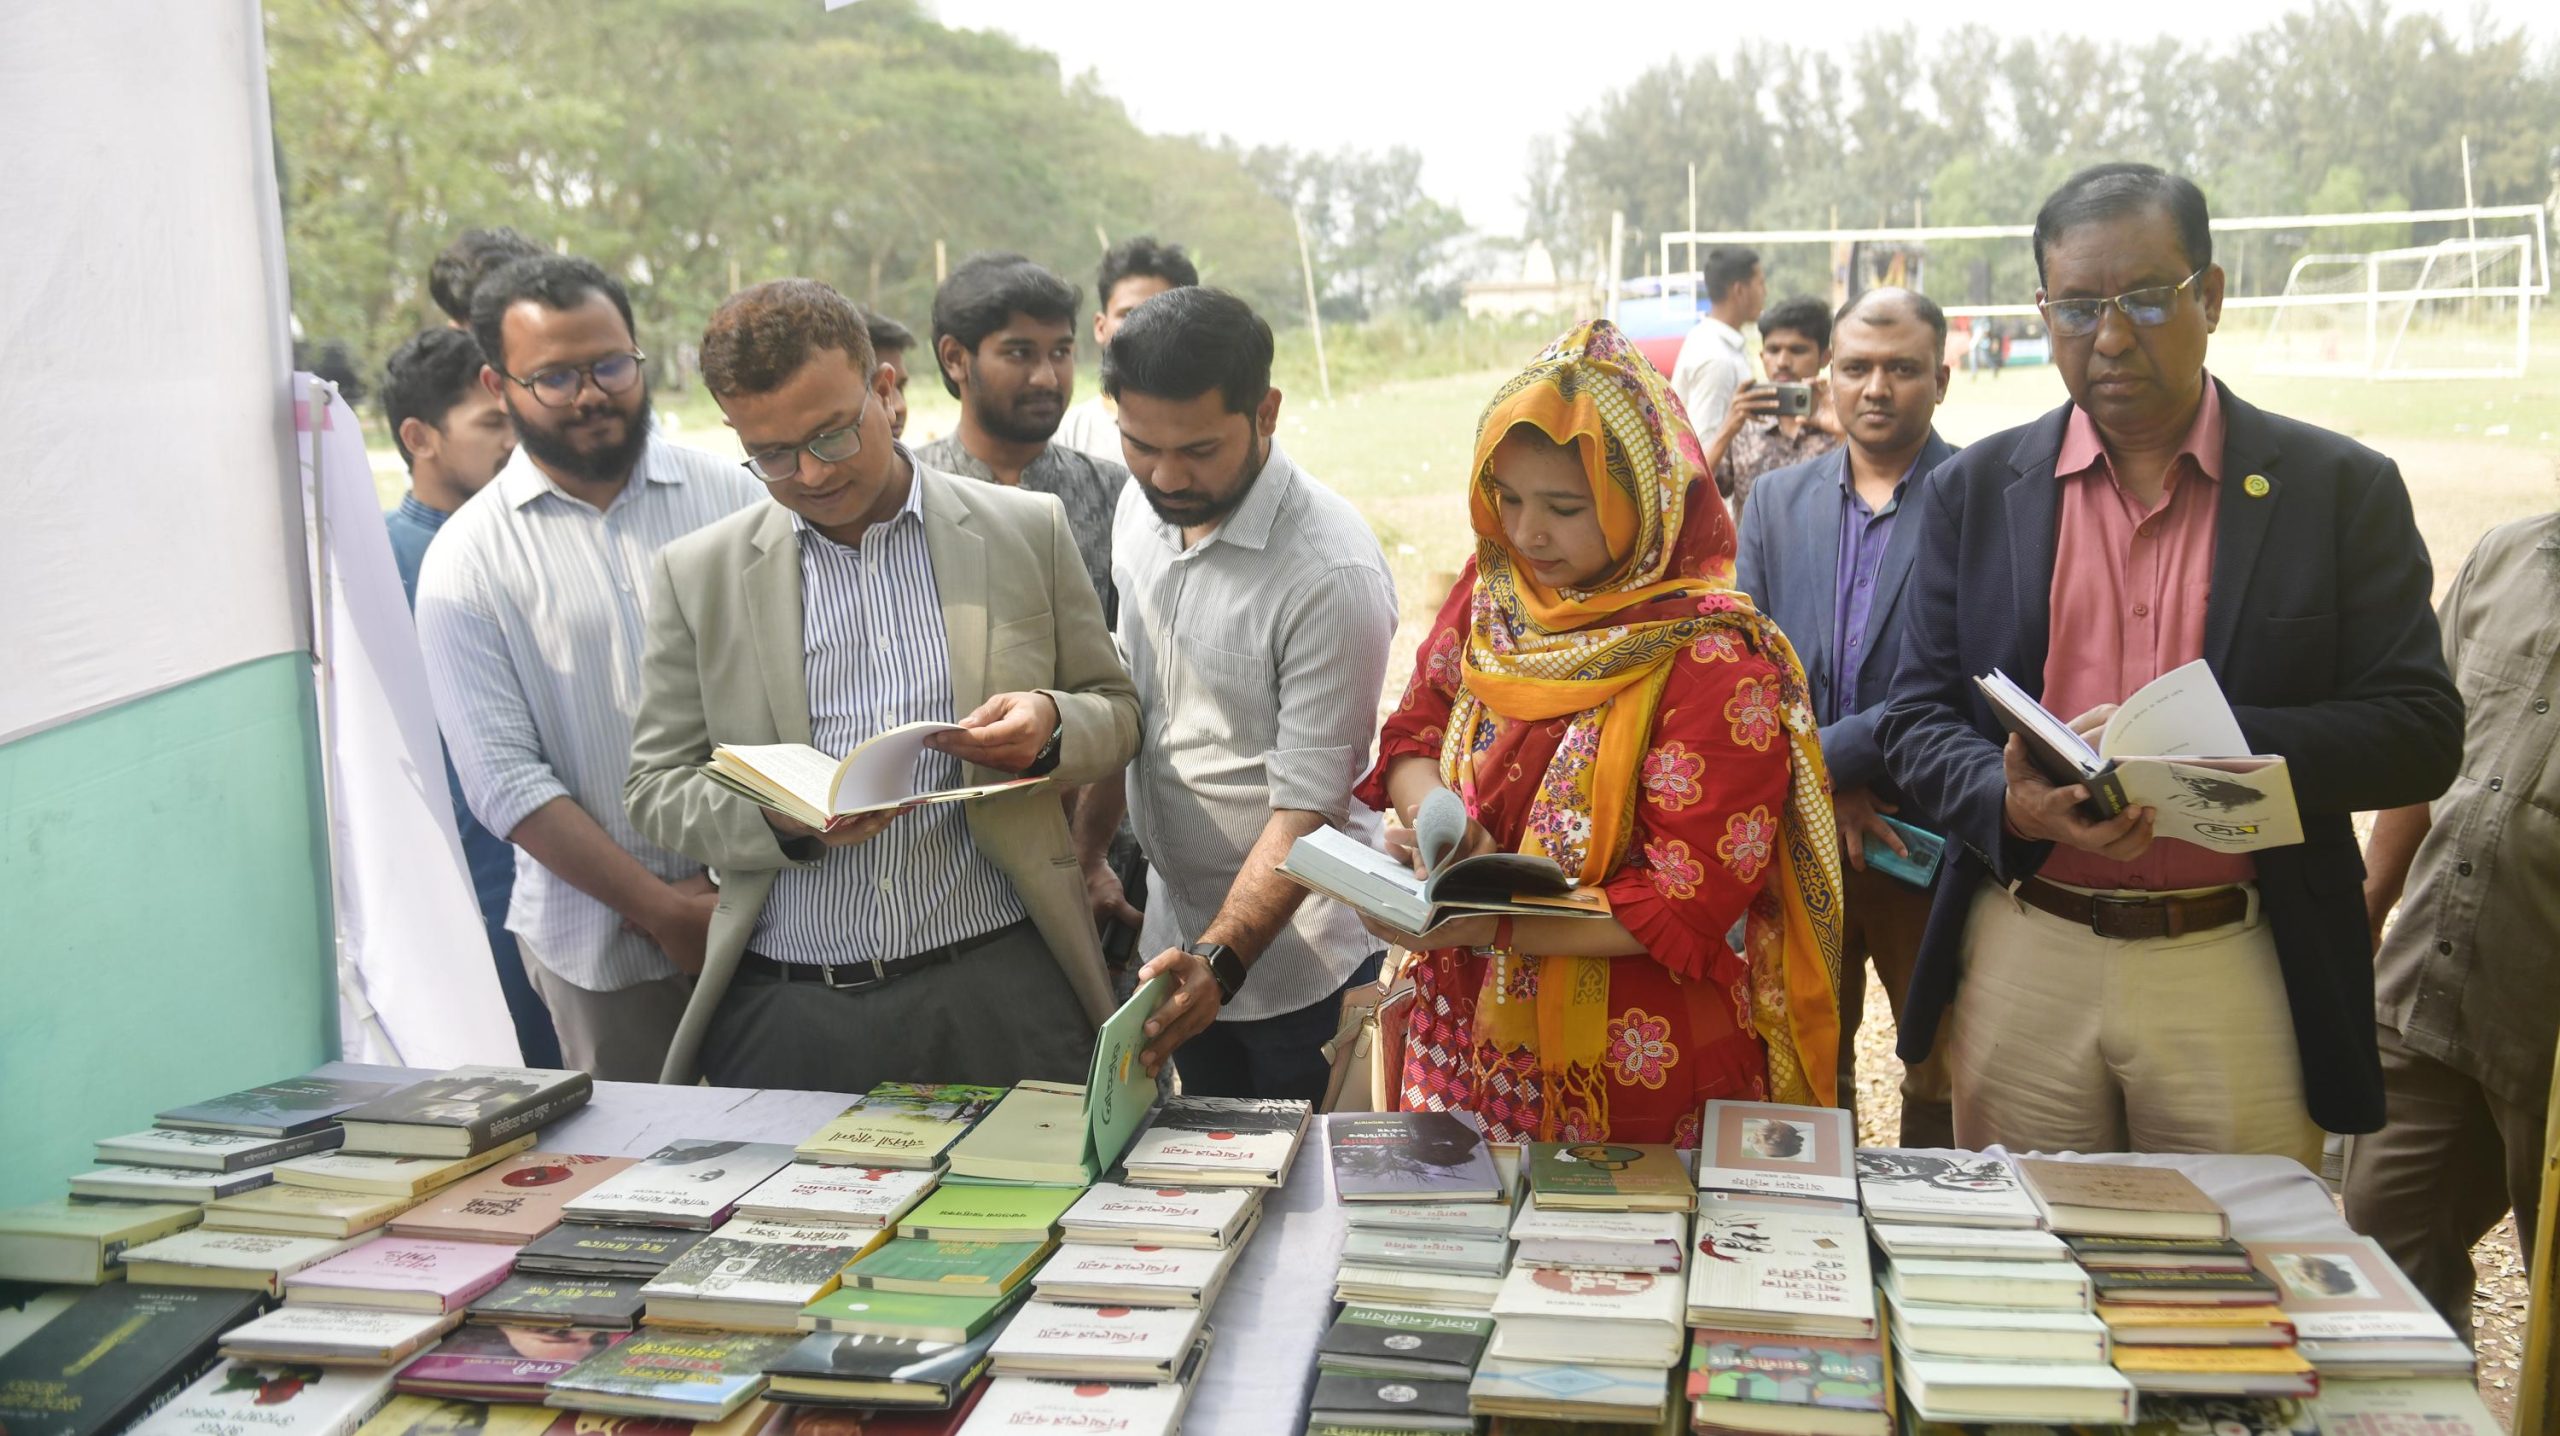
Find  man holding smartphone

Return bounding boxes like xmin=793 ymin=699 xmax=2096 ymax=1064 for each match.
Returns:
xmin=1705 ymin=295 xmax=1844 ymax=521
xmin=1736 ymin=287 xmax=1958 ymax=1147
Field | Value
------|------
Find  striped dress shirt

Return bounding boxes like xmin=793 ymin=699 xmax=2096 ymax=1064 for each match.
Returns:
xmin=416 ymin=435 xmax=764 ymax=991
xmin=1113 ymin=444 xmax=1399 ymax=1020
xmin=749 ymin=481 xmax=1025 ymax=966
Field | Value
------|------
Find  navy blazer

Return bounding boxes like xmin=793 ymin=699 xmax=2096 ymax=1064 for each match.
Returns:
xmin=1876 ymin=380 xmax=2462 ymax=1134
xmin=1736 ymin=430 xmax=1956 ymax=797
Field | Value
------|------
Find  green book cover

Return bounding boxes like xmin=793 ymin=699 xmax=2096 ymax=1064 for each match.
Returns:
xmin=843 ymin=1237 xmax=1048 ymax=1293
xmin=800 ymin=1284 xmax=1019 ymax=1340
xmin=1524 ymin=1141 xmax=1695 ymax=1205
xmin=1083 ymin=975 xmax=1168 ymax=1175
xmin=899 ymin=1184 xmax=1082 ymax=1238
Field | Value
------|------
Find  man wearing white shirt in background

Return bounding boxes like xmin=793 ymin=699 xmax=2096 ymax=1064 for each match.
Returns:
xmin=1055 ymin=236 xmax=1198 ymax=465
xmin=1670 ymin=246 xmax=1766 ymax=435
xmin=417 ymin=254 xmax=763 ymax=1080
xmin=1072 ymin=287 xmax=1399 ymax=1098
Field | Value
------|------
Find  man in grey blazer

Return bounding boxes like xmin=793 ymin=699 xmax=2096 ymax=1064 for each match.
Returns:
xmin=1734 ymin=287 xmax=1957 ymax=1146
xmin=626 ymin=279 xmax=1141 ymax=1090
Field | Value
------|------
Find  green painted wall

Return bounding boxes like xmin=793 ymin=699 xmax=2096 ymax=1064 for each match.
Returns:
xmin=0 ymin=654 xmax=335 ymax=1206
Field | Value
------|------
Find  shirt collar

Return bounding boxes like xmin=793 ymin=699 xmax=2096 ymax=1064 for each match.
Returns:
xmin=790 ymin=446 xmax=925 ymax=547
xmin=1832 ymin=444 xmax=1925 ymax=508
xmin=397 ymin=491 xmax=453 ymax=532
xmin=1163 ymin=441 xmax=1295 ymax=555
xmin=2057 ymin=370 xmax=2225 ymax=485
xmin=499 ymin=430 xmax=677 ymax=510
xmin=1706 ymin=316 xmax=1746 ymax=352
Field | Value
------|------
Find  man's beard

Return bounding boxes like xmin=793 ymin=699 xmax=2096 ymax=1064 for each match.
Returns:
xmin=507 ymin=388 xmax=653 ymax=486
xmin=1138 ymin=436 xmax=1264 ymax=528
xmin=968 ymin=366 xmax=1064 ymax=446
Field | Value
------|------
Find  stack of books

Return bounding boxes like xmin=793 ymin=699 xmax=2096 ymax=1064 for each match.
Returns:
xmin=641 ymin=1218 xmax=884 ymax=1333
xmin=1475 ymin=1135 xmax=1699 ymax=1428
xmin=565 ymin=1141 xmax=798 ymax=1231
xmin=1312 ymin=1304 xmax=1496 ymax=1436
xmin=2246 ymin=1235 xmax=2475 ymax=1380
xmin=1326 ymin=1111 xmax=1507 ymax=1316
xmin=1120 ymin=1095 xmax=1315 ymax=1188
xmin=1683 ymin=1103 xmax=1888 ymax=1435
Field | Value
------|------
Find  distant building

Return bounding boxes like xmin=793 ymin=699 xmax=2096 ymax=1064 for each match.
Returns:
xmin=1462 ymin=241 xmax=1598 ymax=321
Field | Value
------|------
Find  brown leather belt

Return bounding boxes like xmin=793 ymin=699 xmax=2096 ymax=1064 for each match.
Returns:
xmin=2016 ymin=876 xmax=2248 ymax=941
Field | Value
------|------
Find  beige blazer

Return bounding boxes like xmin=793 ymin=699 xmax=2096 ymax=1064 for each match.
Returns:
xmin=625 ymin=463 xmax=1141 ymax=1084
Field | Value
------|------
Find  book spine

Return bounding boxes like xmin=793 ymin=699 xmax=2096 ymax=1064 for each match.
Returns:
xmin=2081 ymin=765 xmax=2134 ymax=820
xmin=470 ymin=1080 xmax=596 ymax=1150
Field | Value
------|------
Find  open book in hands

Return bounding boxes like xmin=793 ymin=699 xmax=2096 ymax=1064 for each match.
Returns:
xmin=1276 ymin=824 xmax=1609 ymax=936
xmin=1976 ymin=659 xmax=2303 ymax=852
xmin=705 ymin=720 xmax=1043 ymax=831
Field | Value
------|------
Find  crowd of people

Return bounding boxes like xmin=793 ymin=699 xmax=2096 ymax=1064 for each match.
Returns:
xmin=373 ymin=162 xmax=2550 ymax=1342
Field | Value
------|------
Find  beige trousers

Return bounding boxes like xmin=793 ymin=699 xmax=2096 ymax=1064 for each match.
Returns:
xmin=519 ymin=941 xmax=692 ymax=1083
xmin=1947 ymin=881 xmax=2323 ymax=1168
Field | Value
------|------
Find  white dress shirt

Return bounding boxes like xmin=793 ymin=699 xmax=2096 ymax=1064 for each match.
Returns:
xmin=1671 ymin=315 xmax=1753 ymax=434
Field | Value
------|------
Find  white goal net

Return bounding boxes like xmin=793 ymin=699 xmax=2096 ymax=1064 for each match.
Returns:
xmin=2252 ymin=236 xmax=2535 ymax=380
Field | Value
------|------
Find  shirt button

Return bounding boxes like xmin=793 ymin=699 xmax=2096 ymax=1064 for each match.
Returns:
xmin=2437 ymin=940 xmax=2454 ymax=955
xmin=2133 ymin=603 xmax=2150 ymax=618
xmin=2457 ymin=860 xmax=2474 ymax=877
xmin=2537 ymin=698 xmax=2551 ymax=714
xmin=2489 ymin=777 xmax=2504 ymax=791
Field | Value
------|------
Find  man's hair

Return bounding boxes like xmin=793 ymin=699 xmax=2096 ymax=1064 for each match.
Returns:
xmin=701 ymin=279 xmax=877 ymax=398
xmin=468 ymin=254 xmax=636 ymax=376
xmin=2032 ymin=162 xmax=2213 ymax=288
xmin=381 ymin=328 xmax=490 ymax=466
xmin=1103 ymin=287 xmax=1274 ymax=415
xmin=930 ymin=253 xmax=1079 ymax=398
xmin=1835 ymin=287 xmax=1950 ymax=349
xmin=429 ymin=227 xmax=545 ymax=325
xmin=1758 ymin=296 xmax=1833 ymax=351
xmin=1096 ymin=235 xmax=1200 ymax=309
xmin=864 ymin=310 xmax=915 ymax=358
xmin=1704 ymin=246 xmax=1761 ymax=303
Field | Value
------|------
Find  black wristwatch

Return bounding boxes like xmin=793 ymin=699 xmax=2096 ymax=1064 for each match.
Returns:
xmin=1186 ymin=942 xmax=1249 ymax=1003
xmin=1022 ymin=717 xmax=1066 ymax=778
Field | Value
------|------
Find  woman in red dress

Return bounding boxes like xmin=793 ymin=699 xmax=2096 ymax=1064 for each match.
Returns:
xmin=1354 ymin=320 xmax=1843 ymax=1147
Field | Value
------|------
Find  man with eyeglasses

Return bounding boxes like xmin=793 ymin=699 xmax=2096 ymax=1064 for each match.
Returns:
xmin=1878 ymin=163 xmax=2460 ymax=1164
xmin=416 ymin=254 xmax=763 ymax=1081
xmin=625 ymin=278 xmax=1140 ymax=1090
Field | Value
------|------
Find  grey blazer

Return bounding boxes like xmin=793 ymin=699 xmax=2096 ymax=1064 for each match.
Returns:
xmin=625 ymin=463 xmax=1141 ymax=1084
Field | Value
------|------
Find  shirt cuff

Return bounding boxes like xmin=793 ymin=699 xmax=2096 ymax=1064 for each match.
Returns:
xmin=473 ymin=771 xmax=573 ymax=843
xmin=1265 ymin=743 xmax=1361 ymax=824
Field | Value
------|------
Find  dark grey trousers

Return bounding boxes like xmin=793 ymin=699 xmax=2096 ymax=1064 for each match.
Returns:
xmin=699 ymin=921 xmax=1095 ymax=1093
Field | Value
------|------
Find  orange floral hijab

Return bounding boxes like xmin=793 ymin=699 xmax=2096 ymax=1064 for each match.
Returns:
xmin=1442 ymin=320 xmax=1842 ymax=1119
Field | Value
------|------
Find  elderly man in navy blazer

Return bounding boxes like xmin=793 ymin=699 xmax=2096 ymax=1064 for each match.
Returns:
xmin=1737 ymin=287 xmax=1958 ymax=1148
xmin=1879 ymin=164 xmax=2461 ymax=1164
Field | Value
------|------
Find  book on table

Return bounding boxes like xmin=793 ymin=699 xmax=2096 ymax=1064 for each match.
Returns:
xmin=94 ymin=1126 xmax=344 ymax=1173
xmin=2097 ymin=1300 xmax=2299 ymax=1347
xmin=1056 ymin=1182 xmax=1260 ymax=1250
xmin=1277 ymin=822 xmax=1609 ymax=933
xmin=1867 ymin=1222 xmax=2067 ymax=1264
xmin=117 ymin=1230 xmax=371 ymax=1297
xmin=961 ymin=1333 xmax=1209 ymax=1436
xmin=1890 ymin=1351 xmax=2138 ymax=1427
xmin=2245 ymin=1236 xmax=2467 ymax=1370
xmin=1466 ymin=1355 xmax=1673 ymax=1425
xmin=1315 ymin=1305 xmax=1494 ymax=1383
xmin=274 ymin=1136 xmax=537 ymax=1198
xmin=387 ymin=1153 xmax=637 ymax=1245
xmin=511 ymin=1222 xmax=707 ymax=1278
xmin=759 ymin=1324 xmax=1001 ymax=1409
xmin=2015 ymin=1158 xmax=2230 ymax=1240
xmin=2065 ymin=1232 xmax=2257 ymax=1271
xmin=0 ymin=1286 xmax=81 ymax=1359
xmin=706 ymin=722 xmax=1044 ymax=829
xmin=1307 ymin=1371 xmax=1476 ymax=1433
xmin=218 ymin=1306 xmax=461 ymax=1366
xmin=1488 ymin=1266 xmax=1686 ymax=1367
xmin=2306 ymin=1375 xmax=2502 ymax=1435
xmin=351 ymin=1395 xmax=559 ymax=1436
xmin=2091 ymin=1265 xmax=2280 ymax=1306
xmin=2111 ymin=1343 xmax=2319 ymax=1399
xmin=157 ymin=1072 xmax=414 ymax=1137
xmin=798 ymin=1284 xmax=1027 ymax=1344
xmin=1328 ymin=1111 xmax=1503 ymax=1203
xmin=1976 ymin=659 xmax=2303 ymax=850
xmin=1888 ymin=1302 xmax=2109 ymax=1363
xmin=1884 ymin=1257 xmax=2092 ymax=1310
xmin=898 ymin=1184 xmax=1081 ymax=1246
xmin=1522 ymin=1141 xmax=1695 ymax=1213
xmin=843 ymin=1237 xmax=1052 ymax=1298
xmin=1333 ymin=1263 xmax=1506 ymax=1313
xmin=0 ymin=1283 xmax=263 ymax=1436
xmin=395 ymin=1323 xmax=628 ymax=1402
xmin=985 ymin=1299 xmax=1205 ymax=1383
xmin=944 ymin=977 xmax=1166 ymax=1187
xmin=796 ymin=1083 xmax=1007 ymax=1170
xmin=334 ymin=1068 xmax=593 ymax=1159
xmin=1507 ymin=1205 xmax=1685 ymax=1274
xmin=1853 ymin=1148 xmax=2040 ymax=1227
xmin=735 ymin=1162 xmax=940 ymax=1228
xmin=283 ymin=1236 xmax=521 ymax=1313
xmin=544 ymin=1328 xmax=799 ymax=1421
xmin=1119 ymin=1094 xmax=1313 ymax=1188
xmin=467 ymin=1273 xmax=650 ymax=1331
xmin=639 ymin=1228 xmax=877 ymax=1332
xmin=1684 ymin=1329 xmax=1890 ymax=1436
xmin=1694 ymin=1100 xmax=1858 ymax=1204
xmin=199 ymin=1183 xmax=417 ymax=1240
xmin=129 ymin=1358 xmax=402 ymax=1436
xmin=561 ymin=1141 xmax=797 ymax=1230
xmin=1342 ymin=1227 xmax=1511 ymax=1277
xmin=1345 ymin=1200 xmax=1512 ymax=1242
xmin=758 ymin=1387 xmax=986 ymax=1435
xmin=0 ymin=1197 xmax=201 ymax=1285
xmin=1684 ymin=1204 xmax=1876 ymax=1337
xmin=66 ymin=1164 xmax=276 ymax=1205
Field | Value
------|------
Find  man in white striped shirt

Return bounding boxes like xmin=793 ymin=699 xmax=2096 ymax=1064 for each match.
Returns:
xmin=417 ymin=255 xmax=763 ymax=1080
xmin=1071 ymin=288 xmax=1400 ymax=1098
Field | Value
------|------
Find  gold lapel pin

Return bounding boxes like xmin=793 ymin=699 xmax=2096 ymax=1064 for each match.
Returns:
xmin=2243 ymin=474 xmax=2271 ymax=498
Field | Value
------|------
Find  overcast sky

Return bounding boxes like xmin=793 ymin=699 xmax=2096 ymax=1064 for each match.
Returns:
xmin=928 ymin=0 xmax=2551 ymax=235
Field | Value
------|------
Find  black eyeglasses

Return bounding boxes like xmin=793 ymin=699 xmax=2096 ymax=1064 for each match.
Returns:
xmin=744 ymin=396 xmax=871 ymax=482
xmin=504 ymin=351 xmax=646 ymax=408
xmin=2038 ymin=270 xmax=2205 ymax=339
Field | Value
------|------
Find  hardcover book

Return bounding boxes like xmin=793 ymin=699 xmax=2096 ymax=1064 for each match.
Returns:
xmin=640 ymin=1236 xmax=866 ymax=1329
xmin=0 ymin=1285 xmax=81 ymax=1359
xmin=389 ymin=1154 xmax=637 ymax=1245
xmin=1684 ymin=1205 xmax=1876 ymax=1337
xmin=2305 ymin=1376 xmax=2501 ymax=1434
xmin=1868 ymin=1223 xmax=2068 ymax=1264
xmin=1892 ymin=1352 xmax=2137 ymax=1427
xmin=1308 ymin=1372 xmax=1474 ymax=1433
xmin=95 ymin=1127 xmax=344 ymax=1174
xmin=705 ymin=727 xmax=1044 ymax=827
xmin=957 ymin=1364 xmax=1197 ymax=1436
xmin=1507 ymin=1206 xmax=1684 ymax=1273
xmin=736 ymin=1163 xmax=940 ymax=1228
xmin=1328 ymin=1112 xmax=1501 ymax=1203
xmin=159 ymin=1074 xmax=414 ymax=1138
xmin=1466 ymin=1356 xmax=1672 ymax=1424
xmin=1341 ymin=1228 xmax=1510 ymax=1277
xmin=468 ymin=1274 xmax=650 ymax=1330
xmin=2016 ymin=1159 xmax=2228 ymax=1240
xmin=797 ymin=1084 xmax=1007 ymax=1171
xmin=1694 ymin=1102 xmax=1857 ymax=1204
xmin=336 ymin=1068 xmax=594 ymax=1159
xmin=351 ymin=1395 xmax=558 ymax=1436
xmin=283 ymin=1236 xmax=521 ymax=1313
xmin=2063 ymin=1233 xmax=2255 ymax=1271
xmin=759 ymin=1395 xmax=983 ymax=1436
xmin=1315 ymin=1305 xmax=1494 ymax=1383
xmin=1884 ymin=1257 xmax=2093 ymax=1310
xmin=118 ymin=1230 xmax=371 ymax=1297
xmin=1028 ymin=1237 xmax=1246 ymax=1308
xmin=1890 ymin=1303 xmax=2110 ymax=1363
xmin=200 ymin=1183 xmax=417 ymax=1240
xmin=0 ymin=1283 xmax=263 ymax=1436
xmin=760 ymin=1324 xmax=1002 ymax=1409
xmin=1333 ymin=1264 xmax=1506 ymax=1313
xmin=2244 ymin=1237 xmax=2461 ymax=1343
xmin=275 ymin=1137 xmax=537 ymax=1199
xmin=544 ymin=1329 xmax=798 ymax=1420
xmin=217 ymin=1306 xmax=461 ymax=1366
xmin=844 ymin=1238 xmax=1051 ymax=1297
xmin=898 ymin=1184 xmax=1082 ymax=1245
xmin=129 ymin=1360 xmax=401 ymax=1436
xmin=0 ymin=1198 xmax=202 ymax=1285
xmin=1058 ymin=1183 xmax=1260 ymax=1250
xmin=66 ymin=1165 xmax=276 ymax=1206
xmin=1685 ymin=1329 xmax=1889 ymax=1436
xmin=563 ymin=1142 xmax=797 ymax=1230
xmin=1854 ymin=1149 xmax=2041 ymax=1228
xmin=512 ymin=1223 xmax=706 ymax=1277
xmin=2098 ymin=1302 xmax=2299 ymax=1348
xmin=799 ymin=1285 xmax=1026 ymax=1345
xmin=985 ymin=1299 xmax=1205 ymax=1383
xmin=395 ymin=1324 xmax=627 ymax=1402
xmin=1343 ymin=1201 xmax=1512 ymax=1241
xmin=1119 ymin=1096 xmax=1313 ymax=1188
xmin=1489 ymin=1266 xmax=1686 ymax=1367
xmin=940 ymin=1082 xmax=1091 ymax=1187
xmin=2111 ymin=1344 xmax=2319 ymax=1398
xmin=1523 ymin=1142 xmax=1695 ymax=1213
xmin=2090 ymin=1266 xmax=2280 ymax=1305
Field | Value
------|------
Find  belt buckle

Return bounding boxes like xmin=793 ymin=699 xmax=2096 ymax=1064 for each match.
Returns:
xmin=821 ymin=958 xmax=892 ymax=992
xmin=2087 ymin=892 xmax=2163 ymax=942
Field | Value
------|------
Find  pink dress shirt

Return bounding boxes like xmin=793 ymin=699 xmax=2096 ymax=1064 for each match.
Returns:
xmin=2038 ymin=377 xmax=2255 ymax=892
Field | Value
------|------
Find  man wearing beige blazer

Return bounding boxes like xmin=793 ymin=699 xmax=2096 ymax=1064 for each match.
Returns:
xmin=626 ymin=278 xmax=1140 ymax=1090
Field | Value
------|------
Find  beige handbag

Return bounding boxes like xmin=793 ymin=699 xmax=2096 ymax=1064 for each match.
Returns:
xmin=1321 ymin=950 xmax=1417 ymax=1113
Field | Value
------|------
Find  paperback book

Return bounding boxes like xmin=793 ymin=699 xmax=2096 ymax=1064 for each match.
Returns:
xmin=467 ymin=1274 xmax=651 ymax=1331
xmin=2305 ymin=1376 xmax=2501 ymax=1434
xmin=735 ymin=1163 xmax=940 ymax=1228
xmin=0 ymin=1198 xmax=202 ymax=1285
xmin=336 ymin=1068 xmax=593 ymax=1159
xmin=395 ymin=1324 xmax=627 ymax=1402
xmin=65 ymin=1165 xmax=275 ymax=1206
xmin=1883 ymin=1257 xmax=2092 ymax=1310
xmin=1868 ymin=1223 xmax=2067 ymax=1264
xmin=512 ymin=1223 xmax=706 ymax=1278
xmin=1523 ymin=1142 xmax=1694 ymax=1213
xmin=799 ymin=1285 xmax=1027 ymax=1344
xmin=388 ymin=1154 xmax=637 ymax=1245
xmin=986 ymin=1299 xmax=1205 ymax=1383
xmin=1684 ymin=1205 xmax=1876 ymax=1337
xmin=1328 ymin=1111 xmax=1502 ymax=1203
xmin=2016 ymin=1159 xmax=2228 ymax=1240
xmin=1278 ymin=821 xmax=1608 ymax=932
xmin=1342 ymin=1228 xmax=1510 ymax=1277
xmin=797 ymin=1084 xmax=1006 ymax=1171
xmin=283 ymin=1236 xmax=521 ymax=1314
xmin=1466 ymin=1356 xmax=1672 ymax=1425
xmin=1120 ymin=1096 xmax=1313 ymax=1188
xmin=218 ymin=1306 xmax=461 ymax=1366
xmin=274 ymin=1138 xmax=536 ymax=1199
xmin=2245 ymin=1238 xmax=2462 ymax=1343
xmin=844 ymin=1238 xmax=1051 ymax=1298
xmin=0 ymin=1284 xmax=264 ymax=1436
xmin=1488 ymin=1266 xmax=1686 ymax=1368
xmin=1890 ymin=1304 xmax=2110 ymax=1363
xmin=898 ymin=1184 xmax=1082 ymax=1245
xmin=1854 ymin=1149 xmax=2040 ymax=1227
xmin=959 ymin=1337 xmax=1209 ymax=1436
xmin=1029 ymin=1236 xmax=1247 ymax=1308
xmin=1694 ymin=1102 xmax=1857 ymax=1204
xmin=640 ymin=1235 xmax=868 ymax=1331
xmin=940 ymin=1082 xmax=1090 ymax=1187
xmin=1315 ymin=1305 xmax=1494 ymax=1383
xmin=199 ymin=1183 xmax=416 ymax=1240
xmin=1507 ymin=1206 xmax=1685 ymax=1274
xmin=1685 ymin=1329 xmax=1889 ymax=1436
xmin=760 ymin=1324 xmax=1002 ymax=1409
xmin=1308 ymin=1372 xmax=1475 ymax=1433
xmin=1343 ymin=1201 xmax=1512 ymax=1241
xmin=118 ymin=1230 xmax=371 ymax=1297
xmin=1333 ymin=1264 xmax=1507 ymax=1313
xmin=129 ymin=1359 xmax=401 ymax=1436
xmin=705 ymin=726 xmax=1044 ymax=827
xmin=544 ymin=1329 xmax=799 ymax=1421
xmin=158 ymin=1073 xmax=414 ymax=1137
xmin=95 ymin=1127 xmax=343 ymax=1174
xmin=563 ymin=1142 xmax=797 ymax=1230
xmin=1057 ymin=1183 xmax=1260 ymax=1250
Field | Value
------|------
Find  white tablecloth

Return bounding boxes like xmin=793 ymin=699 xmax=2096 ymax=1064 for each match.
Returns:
xmin=320 ymin=1068 xmax=2355 ymax=1436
